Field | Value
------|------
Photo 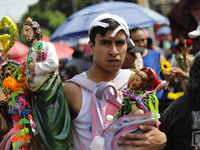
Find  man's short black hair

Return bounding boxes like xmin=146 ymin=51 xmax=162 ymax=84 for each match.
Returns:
xmin=129 ymin=27 xmax=143 ymax=34
xmin=89 ymin=18 xmax=121 ymax=45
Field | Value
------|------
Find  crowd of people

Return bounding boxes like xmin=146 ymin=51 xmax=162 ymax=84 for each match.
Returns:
xmin=0 ymin=11 xmax=200 ymax=150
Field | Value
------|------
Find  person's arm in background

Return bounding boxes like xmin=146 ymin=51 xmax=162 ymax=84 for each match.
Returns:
xmin=170 ymin=67 xmax=189 ymax=81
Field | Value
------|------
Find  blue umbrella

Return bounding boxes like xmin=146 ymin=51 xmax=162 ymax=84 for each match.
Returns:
xmin=156 ymin=26 xmax=171 ymax=36
xmin=50 ymin=1 xmax=169 ymax=42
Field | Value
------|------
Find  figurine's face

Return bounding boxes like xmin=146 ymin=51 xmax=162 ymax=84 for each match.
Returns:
xmin=23 ymin=25 xmax=37 ymax=44
xmin=23 ymin=25 xmax=34 ymax=40
xmin=132 ymin=74 xmax=143 ymax=90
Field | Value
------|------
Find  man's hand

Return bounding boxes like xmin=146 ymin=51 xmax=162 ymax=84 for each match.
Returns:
xmin=118 ymin=125 xmax=167 ymax=150
xmin=28 ymin=63 xmax=35 ymax=72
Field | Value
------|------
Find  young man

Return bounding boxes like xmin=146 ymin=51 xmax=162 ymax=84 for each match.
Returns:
xmin=64 ymin=13 xmax=166 ymax=149
xmin=22 ymin=18 xmax=72 ymax=150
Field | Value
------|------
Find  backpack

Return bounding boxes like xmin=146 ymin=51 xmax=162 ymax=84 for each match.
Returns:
xmin=68 ymin=71 xmax=160 ymax=150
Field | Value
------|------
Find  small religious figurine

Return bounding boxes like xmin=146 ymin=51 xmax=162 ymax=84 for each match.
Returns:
xmin=129 ymin=69 xmax=148 ymax=91
xmin=114 ymin=67 xmax=161 ymax=120
xmin=22 ymin=17 xmax=72 ymax=150
xmin=128 ymin=70 xmax=148 ymax=114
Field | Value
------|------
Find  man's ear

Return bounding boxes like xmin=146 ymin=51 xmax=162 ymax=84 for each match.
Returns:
xmin=88 ymin=40 xmax=94 ymax=53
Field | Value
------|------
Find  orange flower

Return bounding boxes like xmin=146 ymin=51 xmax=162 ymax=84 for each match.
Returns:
xmin=14 ymin=124 xmax=25 ymax=129
xmin=19 ymin=135 xmax=32 ymax=143
xmin=3 ymin=77 xmax=25 ymax=92
xmin=11 ymin=136 xmax=19 ymax=143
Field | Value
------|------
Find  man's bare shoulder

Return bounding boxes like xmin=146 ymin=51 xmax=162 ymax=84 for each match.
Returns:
xmin=63 ymin=81 xmax=82 ymax=119
xmin=64 ymin=81 xmax=81 ymax=92
xmin=63 ymin=82 xmax=82 ymax=102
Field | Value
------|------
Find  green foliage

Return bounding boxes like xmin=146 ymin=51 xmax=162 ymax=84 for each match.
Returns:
xmin=175 ymin=52 xmax=188 ymax=70
xmin=0 ymin=26 xmax=10 ymax=35
xmin=16 ymin=0 xmax=94 ymax=45
xmin=76 ymin=0 xmax=92 ymax=11
xmin=41 ymin=28 xmax=51 ymax=37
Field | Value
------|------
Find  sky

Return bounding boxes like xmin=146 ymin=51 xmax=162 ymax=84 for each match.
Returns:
xmin=0 ymin=0 xmax=39 ymax=23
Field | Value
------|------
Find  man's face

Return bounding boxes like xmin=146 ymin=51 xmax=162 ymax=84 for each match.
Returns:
xmin=131 ymin=30 xmax=147 ymax=48
xmin=23 ymin=25 xmax=36 ymax=43
xmin=89 ymin=30 xmax=127 ymax=73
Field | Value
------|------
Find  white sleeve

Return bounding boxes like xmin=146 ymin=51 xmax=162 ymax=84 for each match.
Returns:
xmin=34 ymin=42 xmax=59 ymax=75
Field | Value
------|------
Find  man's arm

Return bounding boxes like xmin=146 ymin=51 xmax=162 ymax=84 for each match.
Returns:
xmin=63 ymin=82 xmax=82 ymax=120
xmin=118 ymin=125 xmax=167 ymax=149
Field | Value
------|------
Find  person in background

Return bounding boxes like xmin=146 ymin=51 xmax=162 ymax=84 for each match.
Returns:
xmin=188 ymin=21 xmax=200 ymax=55
xmin=0 ymin=91 xmax=12 ymax=142
xmin=147 ymin=37 xmax=155 ymax=50
xmin=58 ymin=59 xmax=66 ymax=82
xmin=176 ymin=37 xmax=194 ymax=73
xmin=160 ymin=51 xmax=200 ymax=150
xmin=65 ymin=46 xmax=92 ymax=74
xmin=147 ymin=37 xmax=164 ymax=55
xmin=121 ymin=38 xmax=145 ymax=71
xmin=64 ymin=13 xmax=167 ymax=150
xmin=63 ymin=66 xmax=79 ymax=81
xmin=174 ymin=37 xmax=195 ymax=92
xmin=130 ymin=27 xmax=175 ymax=101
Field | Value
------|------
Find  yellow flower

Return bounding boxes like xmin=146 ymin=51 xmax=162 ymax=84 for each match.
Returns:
xmin=161 ymin=60 xmax=171 ymax=72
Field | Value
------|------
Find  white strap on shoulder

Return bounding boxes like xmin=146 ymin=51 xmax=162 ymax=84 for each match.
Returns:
xmin=66 ymin=74 xmax=97 ymax=92
xmin=113 ymin=69 xmax=133 ymax=90
xmin=95 ymin=81 xmax=118 ymax=100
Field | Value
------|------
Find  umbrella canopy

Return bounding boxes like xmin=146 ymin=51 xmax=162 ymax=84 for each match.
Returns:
xmin=50 ymin=1 xmax=169 ymax=42
xmin=42 ymin=36 xmax=74 ymax=59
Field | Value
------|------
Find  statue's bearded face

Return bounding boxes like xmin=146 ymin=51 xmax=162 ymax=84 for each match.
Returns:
xmin=23 ymin=25 xmax=37 ymax=43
